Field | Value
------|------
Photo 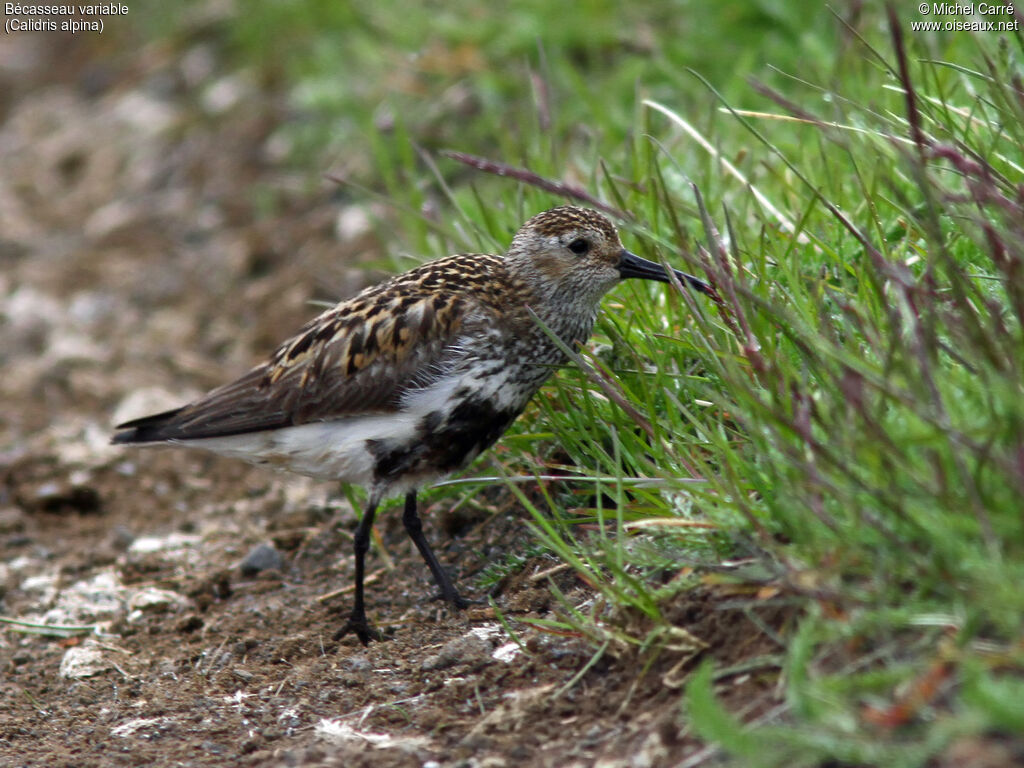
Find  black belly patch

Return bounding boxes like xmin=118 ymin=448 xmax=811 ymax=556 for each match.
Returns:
xmin=369 ymin=399 xmax=520 ymax=482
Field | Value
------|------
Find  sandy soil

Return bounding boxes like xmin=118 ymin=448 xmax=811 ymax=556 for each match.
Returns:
xmin=0 ymin=30 xmax=787 ymax=767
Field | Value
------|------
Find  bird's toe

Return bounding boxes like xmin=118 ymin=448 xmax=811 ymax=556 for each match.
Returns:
xmin=429 ymin=592 xmax=478 ymax=611
xmin=334 ymin=613 xmax=386 ymax=645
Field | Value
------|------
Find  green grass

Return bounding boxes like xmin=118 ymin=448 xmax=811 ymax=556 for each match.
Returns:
xmin=134 ymin=3 xmax=1024 ymax=764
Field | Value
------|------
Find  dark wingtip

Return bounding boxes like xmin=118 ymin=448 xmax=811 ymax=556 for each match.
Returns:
xmin=111 ymin=407 xmax=185 ymax=445
xmin=110 ymin=430 xmax=136 ymax=445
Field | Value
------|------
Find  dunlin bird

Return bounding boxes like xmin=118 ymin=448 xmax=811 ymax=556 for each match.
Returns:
xmin=113 ymin=206 xmax=713 ymax=644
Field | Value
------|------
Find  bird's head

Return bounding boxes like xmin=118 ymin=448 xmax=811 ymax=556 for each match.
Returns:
xmin=505 ymin=205 xmax=712 ymax=306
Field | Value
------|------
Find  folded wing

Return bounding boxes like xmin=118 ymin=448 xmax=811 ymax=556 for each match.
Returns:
xmin=113 ymin=280 xmax=483 ymax=443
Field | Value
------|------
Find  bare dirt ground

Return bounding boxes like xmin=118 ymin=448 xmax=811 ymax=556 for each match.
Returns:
xmin=0 ymin=31 xmax=787 ymax=767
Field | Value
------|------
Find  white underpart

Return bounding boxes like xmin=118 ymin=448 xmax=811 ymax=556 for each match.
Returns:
xmin=399 ymin=371 xmax=464 ymax=415
xmin=174 ymin=373 xmax=478 ymax=493
xmin=402 ymin=365 xmax=524 ymax=411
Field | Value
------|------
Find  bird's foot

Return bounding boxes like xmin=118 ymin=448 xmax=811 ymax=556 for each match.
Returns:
xmin=334 ymin=610 xmax=386 ymax=645
xmin=430 ymin=592 xmax=479 ymax=611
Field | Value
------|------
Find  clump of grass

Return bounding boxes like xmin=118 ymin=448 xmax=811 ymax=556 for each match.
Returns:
xmin=429 ymin=12 xmax=1024 ymax=767
xmin=482 ymin=16 xmax=1023 ymax=766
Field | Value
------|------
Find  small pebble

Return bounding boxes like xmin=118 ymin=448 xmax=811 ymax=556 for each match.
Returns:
xmin=239 ymin=542 xmax=283 ymax=576
xmin=0 ymin=507 xmax=26 ymax=534
xmin=60 ymin=643 xmax=111 ymax=679
xmin=344 ymin=654 xmax=372 ymax=672
xmin=421 ymin=633 xmax=491 ymax=671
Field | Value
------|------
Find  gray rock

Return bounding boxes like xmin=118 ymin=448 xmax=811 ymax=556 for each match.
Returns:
xmin=239 ymin=542 xmax=283 ymax=576
xmin=421 ymin=632 xmax=492 ymax=671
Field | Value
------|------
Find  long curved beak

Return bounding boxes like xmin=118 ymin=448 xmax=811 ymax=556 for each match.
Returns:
xmin=617 ymin=250 xmax=713 ymax=296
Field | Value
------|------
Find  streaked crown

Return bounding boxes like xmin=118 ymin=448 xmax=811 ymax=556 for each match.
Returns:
xmin=505 ymin=206 xmax=626 ymax=305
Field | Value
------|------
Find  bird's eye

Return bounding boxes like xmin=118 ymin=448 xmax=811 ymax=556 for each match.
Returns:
xmin=567 ymin=238 xmax=589 ymax=255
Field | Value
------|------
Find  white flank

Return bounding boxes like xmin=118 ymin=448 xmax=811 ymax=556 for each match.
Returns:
xmin=175 ymin=374 xmax=481 ymax=489
xmin=399 ymin=373 xmax=462 ymax=415
xmin=176 ymin=412 xmax=420 ymax=486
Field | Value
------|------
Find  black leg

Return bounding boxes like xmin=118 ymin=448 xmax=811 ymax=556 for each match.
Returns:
xmin=334 ymin=496 xmax=385 ymax=644
xmin=402 ymin=491 xmax=471 ymax=609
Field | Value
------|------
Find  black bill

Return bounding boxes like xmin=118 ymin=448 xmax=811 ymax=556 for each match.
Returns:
xmin=617 ymin=250 xmax=713 ymax=296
